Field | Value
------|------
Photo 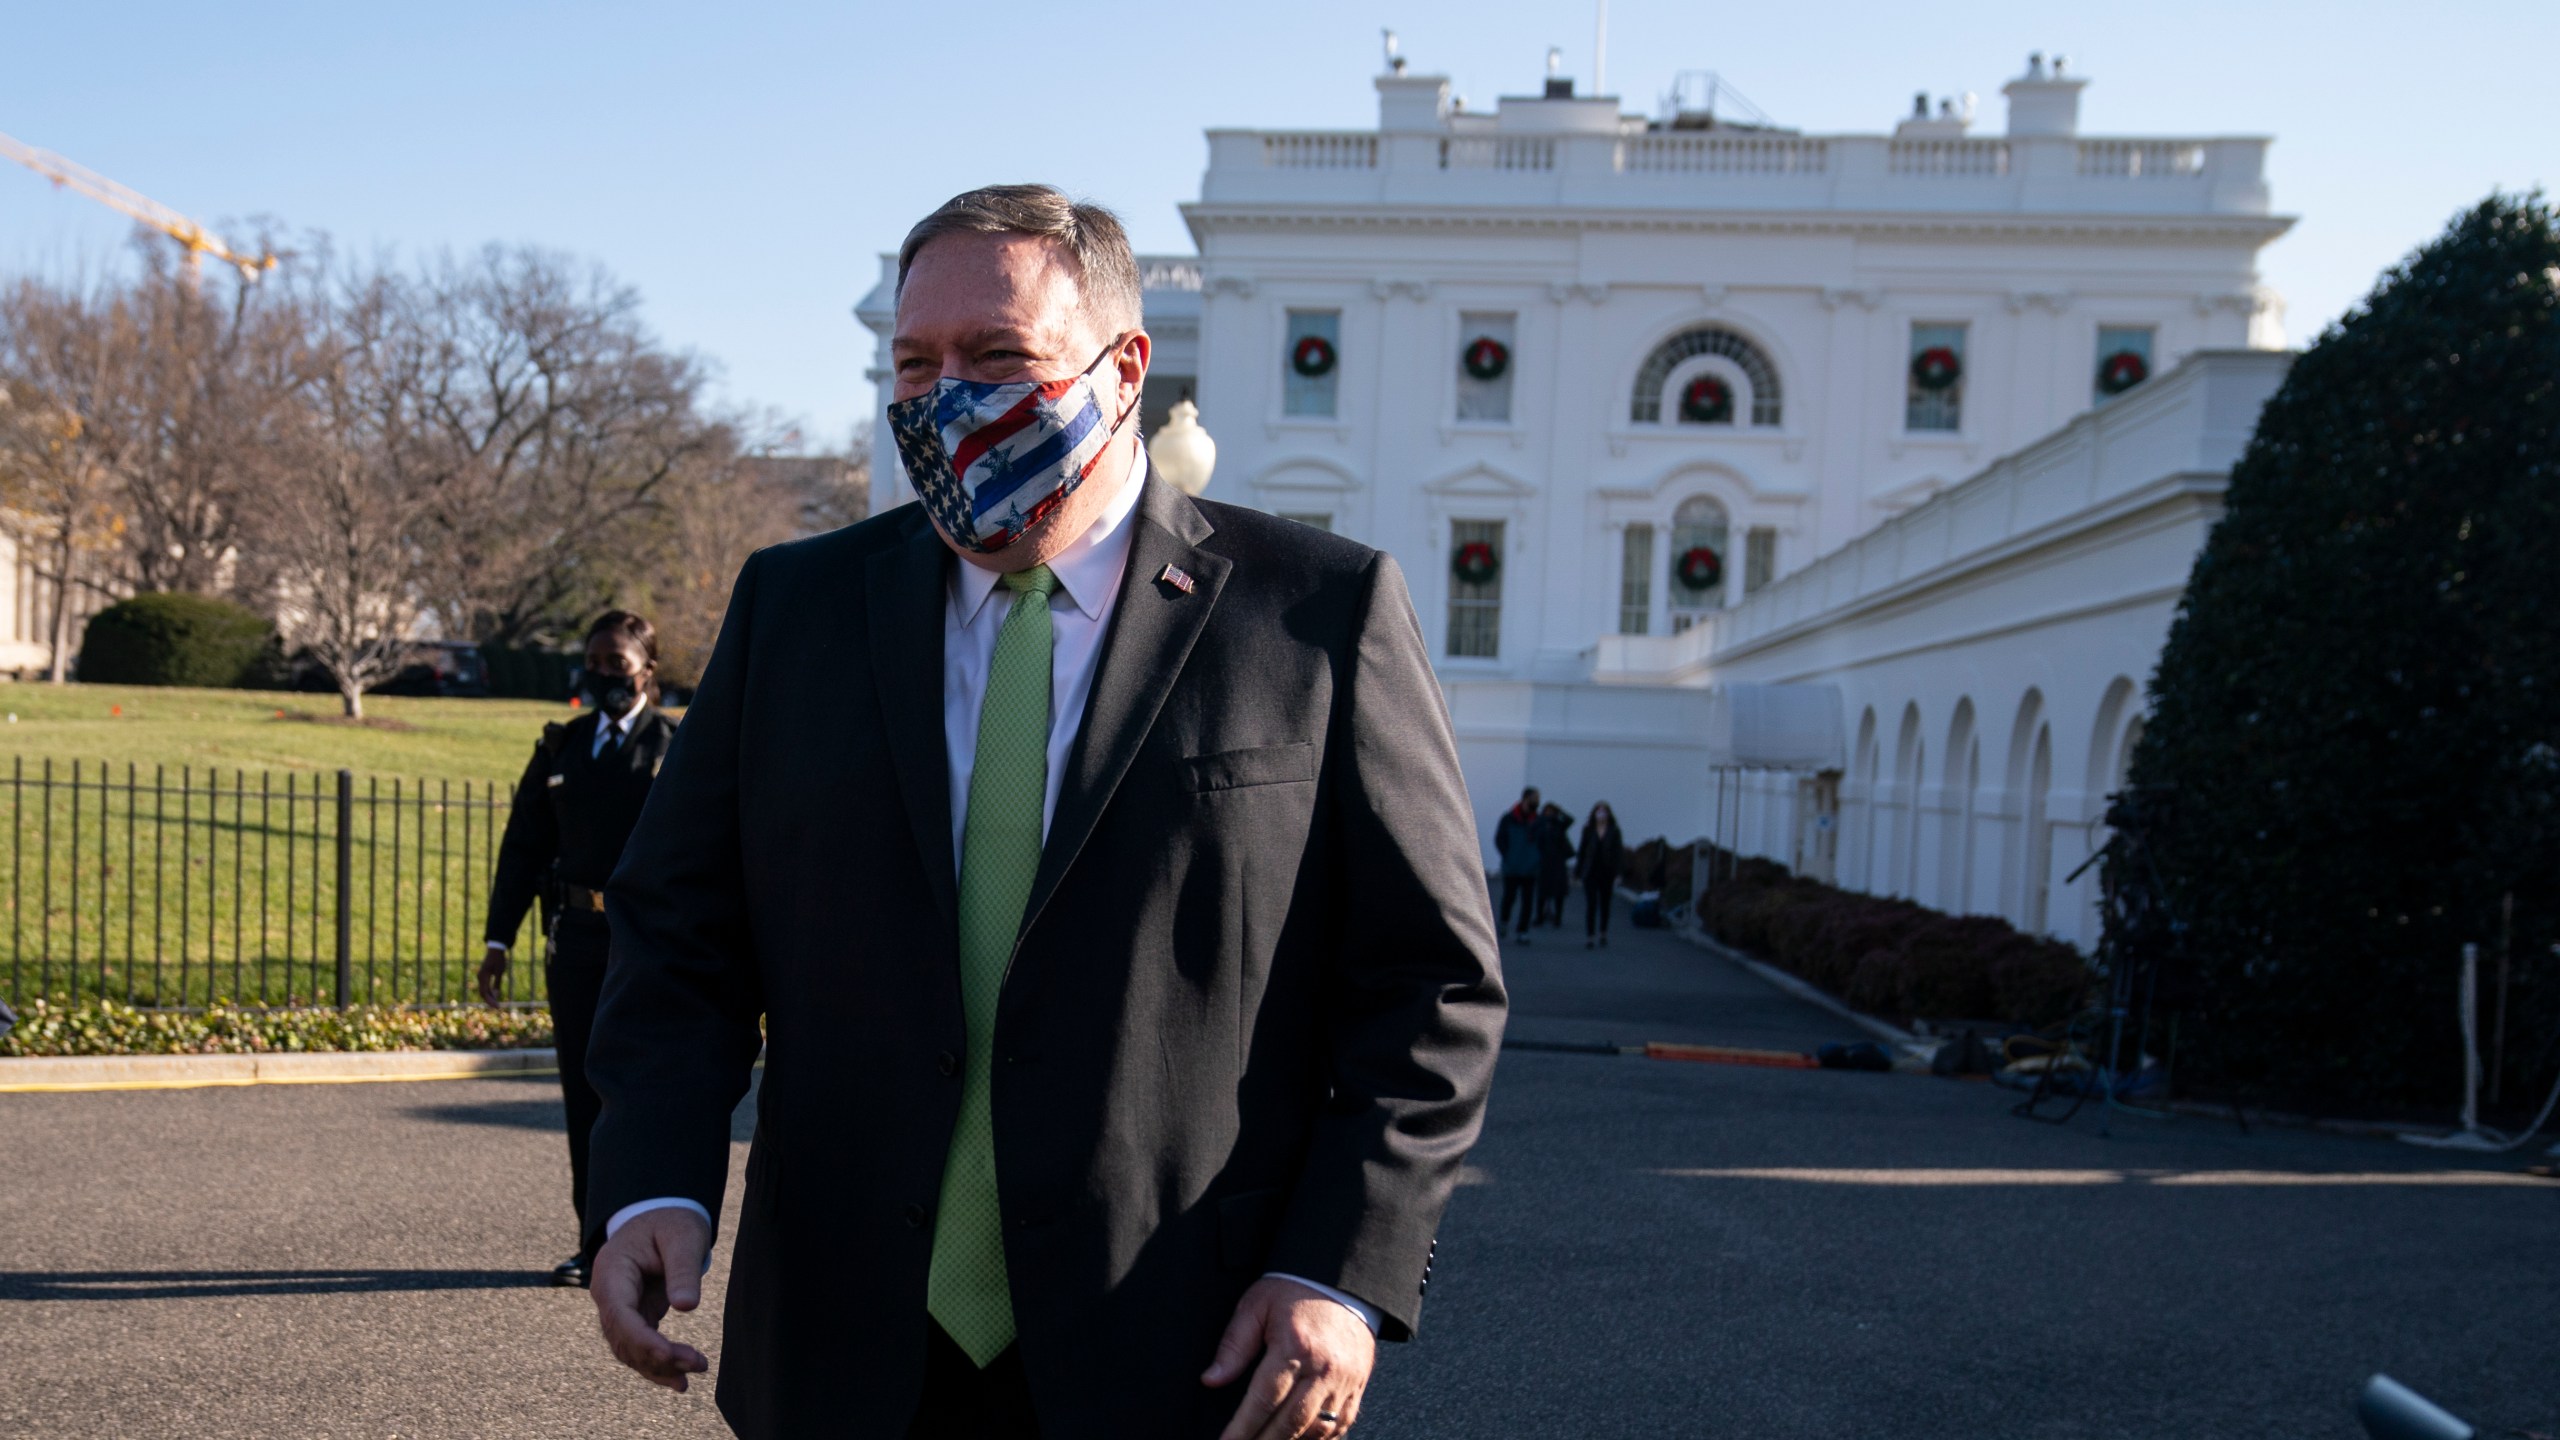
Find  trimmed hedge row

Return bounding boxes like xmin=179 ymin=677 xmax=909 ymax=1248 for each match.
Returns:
xmin=480 ymin=644 xmax=578 ymax=701
xmin=0 ymin=998 xmax=555 ymax=1057
xmin=1702 ymin=856 xmax=2093 ymax=1028
xmin=79 ymin=593 xmax=280 ymax=688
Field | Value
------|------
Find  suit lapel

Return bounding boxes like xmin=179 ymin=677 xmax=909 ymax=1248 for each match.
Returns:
xmin=1017 ymin=474 xmax=1229 ymax=944
xmin=867 ymin=515 xmax=962 ymax=929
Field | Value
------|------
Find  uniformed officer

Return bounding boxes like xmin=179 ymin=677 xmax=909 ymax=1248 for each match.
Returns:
xmin=479 ymin=610 xmax=677 ymax=1288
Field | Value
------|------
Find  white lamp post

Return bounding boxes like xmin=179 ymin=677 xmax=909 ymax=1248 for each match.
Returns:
xmin=1151 ymin=395 xmax=1218 ymax=497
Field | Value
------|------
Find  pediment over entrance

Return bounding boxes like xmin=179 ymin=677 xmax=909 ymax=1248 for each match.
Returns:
xmin=1421 ymin=463 xmax=1536 ymax=499
xmin=1252 ymin=457 xmax=1361 ymax=494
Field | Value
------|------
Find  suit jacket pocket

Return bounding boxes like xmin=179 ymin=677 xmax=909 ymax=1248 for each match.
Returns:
xmin=1182 ymin=743 xmax=1319 ymax=794
xmin=1217 ymin=1187 xmax=1287 ymax=1271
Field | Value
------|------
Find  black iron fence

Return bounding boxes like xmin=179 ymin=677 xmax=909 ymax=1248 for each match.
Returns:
xmin=4 ymin=758 xmax=550 ymax=1010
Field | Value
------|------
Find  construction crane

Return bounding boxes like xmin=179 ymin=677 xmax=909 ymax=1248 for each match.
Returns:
xmin=0 ymin=129 xmax=277 ymax=282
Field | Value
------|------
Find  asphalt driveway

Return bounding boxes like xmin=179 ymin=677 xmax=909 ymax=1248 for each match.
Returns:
xmin=5 ymin=902 xmax=2552 ymax=1437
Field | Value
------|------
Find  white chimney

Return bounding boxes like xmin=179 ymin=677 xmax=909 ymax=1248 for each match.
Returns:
xmin=1377 ymin=71 xmax=1452 ymax=132
xmin=2002 ymin=51 xmax=2088 ymax=137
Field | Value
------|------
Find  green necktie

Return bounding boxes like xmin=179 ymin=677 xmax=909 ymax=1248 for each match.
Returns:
xmin=928 ymin=564 xmax=1058 ymax=1367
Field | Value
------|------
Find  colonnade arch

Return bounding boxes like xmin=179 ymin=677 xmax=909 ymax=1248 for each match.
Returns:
xmin=1892 ymin=704 xmax=1925 ymax=901
xmin=1941 ymin=699 xmax=1980 ymax=914
xmin=1798 ymin=675 xmax=2151 ymax=947
xmin=1847 ymin=706 xmax=1881 ymax=892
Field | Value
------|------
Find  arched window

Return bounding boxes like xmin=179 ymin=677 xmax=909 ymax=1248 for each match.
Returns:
xmin=1631 ymin=327 xmax=1784 ymax=426
xmin=1667 ymin=496 xmax=1730 ymax=629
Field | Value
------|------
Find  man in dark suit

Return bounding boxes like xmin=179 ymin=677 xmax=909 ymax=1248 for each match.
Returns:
xmin=582 ymin=185 xmax=1506 ymax=1439
xmin=479 ymin=610 xmax=678 ymax=1287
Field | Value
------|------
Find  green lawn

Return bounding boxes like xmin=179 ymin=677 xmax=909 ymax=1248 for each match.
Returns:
xmin=0 ymin=682 xmax=569 ymax=782
xmin=2 ymin=683 xmax=593 ymax=1010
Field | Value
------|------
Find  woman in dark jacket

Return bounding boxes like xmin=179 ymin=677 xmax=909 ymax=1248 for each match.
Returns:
xmin=1576 ymin=801 xmax=1626 ymax=948
xmin=478 ymin=610 xmax=674 ymax=1288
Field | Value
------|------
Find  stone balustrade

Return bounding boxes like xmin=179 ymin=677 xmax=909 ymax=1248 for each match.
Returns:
xmin=1199 ymin=128 xmax=2272 ymax=216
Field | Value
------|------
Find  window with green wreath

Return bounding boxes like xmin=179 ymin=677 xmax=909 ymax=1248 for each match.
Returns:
xmin=1905 ymin=321 xmax=1966 ymax=433
xmin=1446 ymin=518 xmax=1504 ymax=658
xmin=2093 ymin=325 xmax=2155 ymax=404
xmin=1667 ymin=496 xmax=1729 ymax=632
xmin=1283 ymin=309 xmax=1340 ymax=417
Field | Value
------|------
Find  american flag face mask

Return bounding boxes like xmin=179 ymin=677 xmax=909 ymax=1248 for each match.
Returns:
xmin=888 ymin=337 xmax=1138 ymax=554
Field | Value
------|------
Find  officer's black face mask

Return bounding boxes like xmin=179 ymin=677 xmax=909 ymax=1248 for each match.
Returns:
xmin=580 ymin=671 xmax=639 ymax=716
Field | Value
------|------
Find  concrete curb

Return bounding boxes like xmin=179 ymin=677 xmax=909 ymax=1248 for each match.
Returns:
xmin=0 ymin=1048 xmax=559 ymax=1093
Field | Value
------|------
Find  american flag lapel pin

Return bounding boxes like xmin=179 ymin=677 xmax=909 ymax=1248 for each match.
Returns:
xmin=1157 ymin=563 xmax=1196 ymax=595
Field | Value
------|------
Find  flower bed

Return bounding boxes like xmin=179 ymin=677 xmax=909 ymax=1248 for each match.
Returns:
xmin=1 ymin=998 xmax=554 ymax=1058
xmin=1699 ymin=856 xmax=2092 ymax=1028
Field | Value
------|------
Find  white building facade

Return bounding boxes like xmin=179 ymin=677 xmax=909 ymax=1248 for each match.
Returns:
xmin=858 ymin=54 xmax=2296 ymax=951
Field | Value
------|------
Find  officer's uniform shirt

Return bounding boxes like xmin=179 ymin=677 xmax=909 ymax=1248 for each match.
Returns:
xmin=484 ymin=701 xmax=676 ymax=954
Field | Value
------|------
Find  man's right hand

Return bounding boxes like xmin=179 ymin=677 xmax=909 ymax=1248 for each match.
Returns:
xmin=591 ymin=1206 xmax=714 ymax=1392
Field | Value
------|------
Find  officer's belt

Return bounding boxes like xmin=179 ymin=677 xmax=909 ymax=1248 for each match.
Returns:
xmin=560 ymin=883 xmax=608 ymax=914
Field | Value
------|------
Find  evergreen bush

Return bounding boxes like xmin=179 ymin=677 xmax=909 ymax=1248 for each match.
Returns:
xmin=1698 ymin=855 xmax=2090 ymax=1028
xmin=2114 ymin=194 xmax=2560 ymax=1107
xmin=78 ymin=593 xmax=277 ymax=688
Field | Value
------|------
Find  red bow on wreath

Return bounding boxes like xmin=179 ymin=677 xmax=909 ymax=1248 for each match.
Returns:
xmin=1674 ymin=545 xmax=1722 ymax=593
xmin=1291 ymin=334 xmax=1337 ymax=378
xmin=2097 ymin=349 xmax=2149 ymax=395
xmin=1909 ymin=346 xmax=1962 ymax=392
xmin=1462 ymin=336 xmax=1510 ymax=382
xmin=1679 ymin=376 xmax=1734 ymax=424
xmin=1452 ymin=540 xmax=1500 ymax=585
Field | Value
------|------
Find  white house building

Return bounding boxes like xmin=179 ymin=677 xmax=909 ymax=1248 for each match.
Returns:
xmin=0 ymin=518 xmax=107 ymax=679
xmin=858 ymin=52 xmax=2296 ymax=951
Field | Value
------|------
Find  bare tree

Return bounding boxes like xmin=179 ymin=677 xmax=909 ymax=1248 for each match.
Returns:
xmin=398 ymin=245 xmax=717 ymax=648
xmin=638 ymin=425 xmax=869 ymax=687
xmin=90 ymin=235 xmax=309 ymax=599
xmin=248 ymin=269 xmax=433 ymax=718
xmin=794 ymin=428 xmax=872 ymax=534
xmin=0 ymin=278 xmax=140 ymax=682
xmin=3 ymin=231 xmax=794 ymax=693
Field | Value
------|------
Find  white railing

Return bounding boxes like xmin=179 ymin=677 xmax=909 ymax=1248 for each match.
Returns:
xmin=2076 ymin=139 xmax=2206 ymax=179
xmin=1260 ymin=132 xmax=1377 ymax=169
xmin=1619 ymin=134 xmax=1830 ymax=175
xmin=1439 ymin=135 xmax=1557 ymax=171
xmin=1200 ymin=128 xmax=2267 ymax=217
xmin=1138 ymin=258 xmax=1202 ymax=291
xmin=1887 ymin=138 xmax=2010 ymax=176
xmin=1697 ymin=352 xmax=2291 ymax=667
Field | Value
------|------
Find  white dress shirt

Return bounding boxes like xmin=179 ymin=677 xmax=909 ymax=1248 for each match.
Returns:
xmin=939 ymin=446 xmax=1147 ymax=870
xmin=605 ymin=453 xmax=1381 ymax=1334
xmin=592 ymin=700 xmax=640 ymax=758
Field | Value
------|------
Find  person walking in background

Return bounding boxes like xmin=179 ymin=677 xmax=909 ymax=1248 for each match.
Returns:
xmin=1495 ymin=786 xmax=1543 ymax=944
xmin=1535 ymin=802 xmax=1575 ymax=929
xmin=1576 ymin=801 xmax=1625 ymax=949
xmin=479 ymin=610 xmax=676 ymax=1289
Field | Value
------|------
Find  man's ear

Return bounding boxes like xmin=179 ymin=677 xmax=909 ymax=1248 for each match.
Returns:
xmin=1115 ymin=329 xmax=1152 ymax=406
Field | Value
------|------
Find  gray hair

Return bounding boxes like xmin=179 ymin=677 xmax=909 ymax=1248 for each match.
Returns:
xmin=896 ymin=184 xmax=1144 ymax=338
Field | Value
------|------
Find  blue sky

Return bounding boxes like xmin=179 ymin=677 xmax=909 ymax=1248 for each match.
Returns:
xmin=5 ymin=0 xmax=2551 ymax=447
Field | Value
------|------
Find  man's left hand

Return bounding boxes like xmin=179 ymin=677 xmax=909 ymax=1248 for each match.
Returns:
xmin=1202 ymin=1276 xmax=1376 ymax=1439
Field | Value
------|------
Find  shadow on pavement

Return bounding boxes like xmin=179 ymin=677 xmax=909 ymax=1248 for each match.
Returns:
xmin=2 ymin=1268 xmax=550 ymax=1301
xmin=405 ymin=1096 xmax=565 ymax=1131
